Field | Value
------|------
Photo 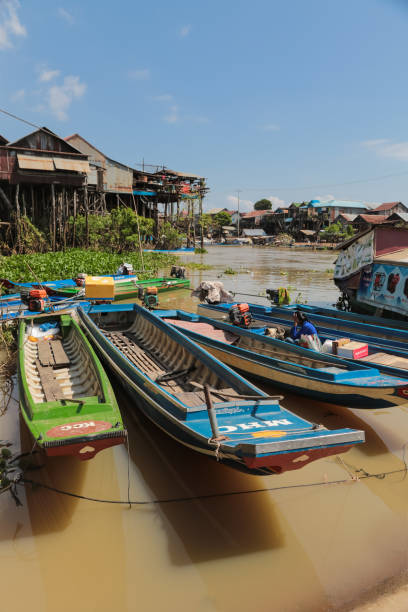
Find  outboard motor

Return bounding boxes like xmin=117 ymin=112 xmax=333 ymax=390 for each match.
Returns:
xmin=27 ymin=289 xmax=47 ymax=312
xmin=266 ymin=289 xmax=280 ymax=304
xmin=139 ymin=286 xmax=159 ymax=309
xmin=229 ymin=303 xmax=252 ymax=328
xmin=74 ymin=273 xmax=86 ymax=287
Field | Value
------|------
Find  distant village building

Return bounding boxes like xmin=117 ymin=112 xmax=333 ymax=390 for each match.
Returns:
xmin=352 ymin=214 xmax=390 ymax=232
xmin=371 ymin=201 xmax=408 ymax=216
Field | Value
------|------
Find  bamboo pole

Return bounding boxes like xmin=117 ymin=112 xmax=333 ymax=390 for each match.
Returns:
xmin=199 ymin=192 xmax=203 ymax=249
xmin=131 ymin=192 xmax=145 ymax=272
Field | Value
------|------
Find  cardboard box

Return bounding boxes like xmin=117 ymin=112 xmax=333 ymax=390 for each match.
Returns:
xmin=85 ymin=276 xmax=115 ymax=300
xmin=337 ymin=342 xmax=368 ymax=359
xmin=332 ymin=338 xmax=350 ymax=355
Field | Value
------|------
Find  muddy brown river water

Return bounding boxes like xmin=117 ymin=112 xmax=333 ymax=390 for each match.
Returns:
xmin=2 ymin=246 xmax=408 ymax=612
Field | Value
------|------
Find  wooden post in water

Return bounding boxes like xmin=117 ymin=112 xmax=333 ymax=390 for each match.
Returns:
xmin=72 ymin=188 xmax=77 ymax=247
xmin=30 ymin=185 xmax=35 ymax=224
xmin=15 ymin=184 xmax=21 ymax=252
xmin=51 ymin=183 xmax=56 ymax=251
xmin=85 ymin=185 xmax=89 ymax=248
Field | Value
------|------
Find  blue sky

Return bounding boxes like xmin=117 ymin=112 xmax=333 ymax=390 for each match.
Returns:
xmin=1 ymin=0 xmax=408 ymax=211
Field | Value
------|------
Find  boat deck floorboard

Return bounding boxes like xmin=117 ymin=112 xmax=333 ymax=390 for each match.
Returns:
xmin=102 ymin=328 xmax=239 ymax=408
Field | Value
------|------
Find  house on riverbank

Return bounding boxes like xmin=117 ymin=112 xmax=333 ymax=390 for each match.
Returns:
xmin=0 ymin=125 xmax=207 ymax=252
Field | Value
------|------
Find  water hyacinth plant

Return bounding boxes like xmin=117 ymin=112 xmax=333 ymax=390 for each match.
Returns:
xmin=0 ymin=249 xmax=178 ymax=283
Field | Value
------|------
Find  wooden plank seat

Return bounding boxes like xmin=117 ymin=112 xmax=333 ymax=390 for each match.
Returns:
xmin=37 ymin=339 xmax=70 ymax=369
xmin=360 ymin=352 xmax=408 ymax=370
xmin=103 ymin=328 xmax=236 ymax=406
xmin=35 ymin=359 xmax=63 ymax=402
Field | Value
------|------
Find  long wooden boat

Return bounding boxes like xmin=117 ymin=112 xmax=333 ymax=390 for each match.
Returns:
xmin=142 ymin=247 xmax=195 ymax=254
xmin=1 ymin=299 xmax=82 ymax=323
xmin=152 ymin=308 xmax=408 ymax=408
xmin=281 ymin=303 xmax=408 ymax=332
xmin=197 ymin=301 xmax=408 ymax=353
xmin=0 ymin=273 xmax=139 ymax=294
xmin=18 ymin=313 xmax=126 ymax=459
xmin=46 ymin=277 xmax=190 ymax=300
xmin=77 ymin=303 xmax=364 ymax=475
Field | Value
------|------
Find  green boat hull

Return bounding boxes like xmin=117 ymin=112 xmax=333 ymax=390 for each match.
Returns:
xmin=49 ymin=276 xmax=190 ymax=301
xmin=17 ymin=313 xmax=126 ymax=460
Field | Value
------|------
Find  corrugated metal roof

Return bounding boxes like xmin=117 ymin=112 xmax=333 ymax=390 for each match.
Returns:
xmin=388 ymin=213 xmax=408 ymax=222
xmin=242 ymin=210 xmax=269 ymax=218
xmin=53 ymin=158 xmax=89 ymax=172
xmin=242 ymin=229 xmax=266 ymax=236
xmin=17 ymin=154 xmax=54 ymax=171
xmin=374 ymin=201 xmax=402 ymax=211
xmin=308 ymin=200 xmax=368 ymax=209
xmin=165 ymin=168 xmax=203 ymax=179
xmin=355 ymin=214 xmax=390 ymax=224
xmin=300 ymin=229 xmax=317 ymax=235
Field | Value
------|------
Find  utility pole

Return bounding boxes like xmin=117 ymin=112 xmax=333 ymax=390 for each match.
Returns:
xmin=236 ymin=189 xmax=242 ymax=237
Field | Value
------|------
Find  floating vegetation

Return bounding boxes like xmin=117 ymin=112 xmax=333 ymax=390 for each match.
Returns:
xmin=0 ymin=249 xmax=178 ymax=283
xmin=194 ymin=247 xmax=208 ymax=254
xmin=326 ymin=268 xmax=334 ymax=274
xmin=185 ymin=262 xmax=213 ymax=270
xmin=279 ymin=270 xmax=287 ymax=276
xmin=224 ymin=267 xmax=237 ymax=275
xmin=294 ymin=292 xmax=308 ymax=304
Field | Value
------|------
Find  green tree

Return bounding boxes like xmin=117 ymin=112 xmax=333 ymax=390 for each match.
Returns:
xmin=198 ymin=213 xmax=212 ymax=232
xmin=157 ymin=222 xmax=185 ymax=249
xmin=254 ymin=199 xmax=272 ymax=211
xmin=213 ymin=211 xmax=232 ymax=227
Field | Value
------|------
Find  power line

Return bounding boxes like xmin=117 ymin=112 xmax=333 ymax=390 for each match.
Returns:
xmin=0 ymin=107 xmax=55 ymax=136
xmin=226 ymin=170 xmax=408 ymax=194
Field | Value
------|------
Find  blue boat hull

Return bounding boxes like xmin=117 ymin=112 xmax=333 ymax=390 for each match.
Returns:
xmin=154 ymin=310 xmax=408 ymax=409
xmin=77 ymin=304 xmax=365 ymax=475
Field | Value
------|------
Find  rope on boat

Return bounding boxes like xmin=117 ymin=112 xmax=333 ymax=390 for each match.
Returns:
xmin=16 ymin=464 xmax=408 ymax=507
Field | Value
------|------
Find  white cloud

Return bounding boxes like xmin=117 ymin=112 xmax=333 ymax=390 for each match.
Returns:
xmin=0 ymin=0 xmax=26 ymax=49
xmin=11 ymin=88 xmax=25 ymax=101
xmin=128 ymin=68 xmax=150 ymax=80
xmin=382 ymin=143 xmax=408 ymax=160
xmin=180 ymin=24 xmax=191 ymax=37
xmin=267 ymin=196 xmax=285 ymax=209
xmin=362 ymin=138 xmax=389 ymax=148
xmin=314 ymin=194 xmax=334 ymax=202
xmin=227 ymin=194 xmax=254 ymax=212
xmin=39 ymin=69 xmax=60 ymax=82
xmin=152 ymin=93 xmax=173 ymax=102
xmin=164 ymin=105 xmax=179 ymax=124
xmin=262 ymin=123 xmax=280 ymax=132
xmin=48 ymin=75 xmax=86 ymax=121
xmin=362 ymin=138 xmax=408 ymax=161
xmin=58 ymin=7 xmax=74 ymax=25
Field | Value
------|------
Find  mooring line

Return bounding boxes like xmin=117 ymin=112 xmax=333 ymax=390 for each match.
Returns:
xmin=18 ymin=466 xmax=408 ymax=507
